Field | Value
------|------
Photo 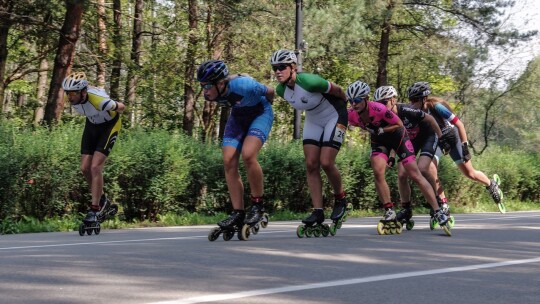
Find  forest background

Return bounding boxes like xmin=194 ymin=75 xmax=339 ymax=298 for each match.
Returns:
xmin=1 ymin=0 xmax=540 ymax=233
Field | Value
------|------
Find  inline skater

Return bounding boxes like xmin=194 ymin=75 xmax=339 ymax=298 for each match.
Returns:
xmin=63 ymin=72 xmax=124 ymax=232
xmin=372 ymin=86 xmax=450 ymax=229
xmin=347 ymin=81 xmax=450 ymax=235
xmin=198 ymin=60 xmax=274 ymax=241
xmin=270 ymin=49 xmax=350 ymax=237
xmin=408 ymin=82 xmax=505 ymax=213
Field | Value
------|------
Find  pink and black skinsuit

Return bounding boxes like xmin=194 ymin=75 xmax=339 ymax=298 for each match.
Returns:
xmin=348 ymin=101 xmax=416 ymax=166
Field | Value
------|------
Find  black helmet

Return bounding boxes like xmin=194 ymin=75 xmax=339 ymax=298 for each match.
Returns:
xmin=407 ymin=82 xmax=431 ymax=99
xmin=197 ymin=60 xmax=229 ymax=83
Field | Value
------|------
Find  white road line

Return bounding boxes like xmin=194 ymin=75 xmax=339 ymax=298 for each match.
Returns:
xmin=0 ymin=231 xmax=291 ymax=250
xmin=149 ymin=257 xmax=540 ymax=304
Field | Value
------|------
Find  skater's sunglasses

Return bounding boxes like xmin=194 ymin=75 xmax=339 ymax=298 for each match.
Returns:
xmin=272 ymin=64 xmax=289 ymax=72
xmin=65 ymin=90 xmax=81 ymax=97
xmin=201 ymin=83 xmax=215 ymax=90
xmin=352 ymin=98 xmax=368 ymax=114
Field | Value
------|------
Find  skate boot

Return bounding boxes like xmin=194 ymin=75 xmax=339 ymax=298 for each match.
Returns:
xmin=439 ymin=197 xmax=455 ymax=228
xmin=297 ymin=209 xmax=330 ymax=238
xmin=79 ymin=205 xmax=101 ymax=236
xmin=329 ymin=193 xmax=353 ymax=235
xmin=396 ymin=206 xmax=414 ymax=231
xmin=240 ymin=197 xmax=269 ymax=240
xmin=377 ymin=204 xmax=402 ymax=235
xmin=487 ymin=174 xmax=506 ymax=213
xmin=96 ymin=194 xmax=119 ymax=222
xmin=208 ymin=210 xmax=245 ymax=242
xmin=433 ymin=209 xmax=451 ymax=236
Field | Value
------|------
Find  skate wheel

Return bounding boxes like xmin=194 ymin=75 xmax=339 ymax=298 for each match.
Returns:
xmin=396 ymin=222 xmax=403 ymax=234
xmin=87 ymin=227 xmax=93 ymax=235
xmin=260 ymin=214 xmax=269 ymax=228
xmin=336 ymin=220 xmax=343 ymax=229
xmin=448 ymin=216 xmax=455 ymax=228
xmin=313 ymin=226 xmax=322 ymax=237
xmin=296 ymin=225 xmax=305 ymax=238
xmin=377 ymin=222 xmax=385 ymax=235
xmin=251 ymin=224 xmax=260 ymax=235
xmin=94 ymin=223 xmax=101 ymax=235
xmin=208 ymin=227 xmax=221 ymax=242
xmin=329 ymin=223 xmax=337 ymax=236
xmin=406 ymin=220 xmax=414 ymax=231
xmin=78 ymin=224 xmax=85 ymax=236
xmin=322 ymin=224 xmax=330 ymax=237
xmin=442 ymin=224 xmax=452 ymax=237
xmin=429 ymin=218 xmax=436 ymax=230
xmin=498 ymin=202 xmax=506 ymax=214
xmin=493 ymin=174 xmax=501 ymax=185
xmin=305 ymin=227 xmax=313 ymax=238
xmin=222 ymin=230 xmax=234 ymax=241
xmin=240 ymin=225 xmax=250 ymax=241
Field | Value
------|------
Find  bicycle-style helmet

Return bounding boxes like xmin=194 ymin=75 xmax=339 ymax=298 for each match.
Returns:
xmin=270 ymin=49 xmax=297 ymax=65
xmin=407 ymin=81 xmax=431 ymax=99
xmin=197 ymin=60 xmax=229 ymax=83
xmin=373 ymin=86 xmax=398 ymax=102
xmin=346 ymin=81 xmax=371 ymax=102
xmin=62 ymin=72 xmax=88 ymax=91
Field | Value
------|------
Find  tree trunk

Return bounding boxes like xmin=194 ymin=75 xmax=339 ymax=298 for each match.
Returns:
xmin=96 ymin=0 xmax=107 ymax=88
xmin=109 ymin=0 xmax=122 ymax=100
xmin=124 ymin=0 xmax=143 ymax=127
xmin=0 ymin=0 xmax=13 ymax=112
xmin=182 ymin=0 xmax=198 ymax=136
xmin=43 ymin=0 xmax=84 ymax=125
xmin=376 ymin=2 xmax=394 ymax=87
xmin=34 ymin=57 xmax=48 ymax=124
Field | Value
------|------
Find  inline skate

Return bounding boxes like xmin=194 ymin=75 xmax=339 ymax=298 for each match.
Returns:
xmin=78 ymin=196 xmax=119 ymax=236
xmin=296 ymin=209 xmax=330 ymax=238
xmin=377 ymin=207 xmax=403 ymax=235
xmin=438 ymin=198 xmax=455 ymax=228
xmin=396 ymin=207 xmax=414 ymax=231
xmin=488 ymin=174 xmax=506 ymax=214
xmin=429 ymin=209 xmax=452 ymax=236
xmin=208 ymin=210 xmax=246 ymax=241
xmin=329 ymin=196 xmax=353 ymax=236
xmin=240 ymin=204 xmax=269 ymax=241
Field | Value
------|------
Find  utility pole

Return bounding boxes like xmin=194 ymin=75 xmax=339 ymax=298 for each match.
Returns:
xmin=293 ymin=0 xmax=303 ymax=139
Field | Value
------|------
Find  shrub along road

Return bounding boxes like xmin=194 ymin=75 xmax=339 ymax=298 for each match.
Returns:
xmin=1 ymin=212 xmax=539 ymax=304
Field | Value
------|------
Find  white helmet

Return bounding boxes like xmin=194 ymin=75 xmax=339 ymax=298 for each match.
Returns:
xmin=373 ymin=86 xmax=398 ymax=101
xmin=346 ymin=81 xmax=371 ymax=101
xmin=270 ymin=49 xmax=297 ymax=65
xmin=62 ymin=72 xmax=88 ymax=91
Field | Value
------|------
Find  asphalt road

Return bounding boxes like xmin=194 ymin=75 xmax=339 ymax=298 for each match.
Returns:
xmin=1 ymin=212 xmax=539 ymax=304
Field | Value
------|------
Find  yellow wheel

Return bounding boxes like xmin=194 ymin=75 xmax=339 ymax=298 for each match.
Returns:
xmin=377 ymin=222 xmax=385 ymax=235
xmin=396 ymin=222 xmax=403 ymax=234
xmin=442 ymin=225 xmax=452 ymax=237
xmin=260 ymin=214 xmax=269 ymax=228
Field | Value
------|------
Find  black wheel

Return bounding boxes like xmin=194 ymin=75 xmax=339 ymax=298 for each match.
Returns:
xmin=208 ymin=227 xmax=221 ymax=242
xmin=251 ymin=224 xmax=260 ymax=235
xmin=78 ymin=224 xmax=85 ymax=236
xmin=305 ymin=227 xmax=313 ymax=238
xmin=94 ymin=223 xmax=101 ymax=235
xmin=223 ymin=230 xmax=234 ymax=241
xmin=87 ymin=227 xmax=93 ymax=235
xmin=313 ymin=226 xmax=322 ymax=237
xmin=321 ymin=224 xmax=330 ymax=237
